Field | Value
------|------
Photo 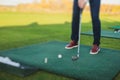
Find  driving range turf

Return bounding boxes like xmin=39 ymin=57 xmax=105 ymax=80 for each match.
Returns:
xmin=0 ymin=12 xmax=120 ymax=80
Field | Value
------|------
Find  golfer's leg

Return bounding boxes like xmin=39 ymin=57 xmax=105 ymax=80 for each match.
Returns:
xmin=89 ymin=0 xmax=101 ymax=46
xmin=71 ymin=0 xmax=80 ymax=42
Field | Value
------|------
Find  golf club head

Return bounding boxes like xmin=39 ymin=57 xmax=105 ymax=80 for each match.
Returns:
xmin=72 ymin=55 xmax=79 ymax=61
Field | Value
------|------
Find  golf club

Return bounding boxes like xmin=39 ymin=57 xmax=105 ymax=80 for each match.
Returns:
xmin=71 ymin=0 xmax=88 ymax=61
xmin=72 ymin=13 xmax=82 ymax=61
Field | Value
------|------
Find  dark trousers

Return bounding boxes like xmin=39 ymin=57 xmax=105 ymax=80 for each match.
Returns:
xmin=71 ymin=0 xmax=101 ymax=46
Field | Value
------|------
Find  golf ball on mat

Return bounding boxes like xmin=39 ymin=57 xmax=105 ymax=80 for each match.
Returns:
xmin=58 ymin=54 xmax=62 ymax=58
xmin=114 ymin=31 xmax=117 ymax=33
xmin=44 ymin=58 xmax=48 ymax=63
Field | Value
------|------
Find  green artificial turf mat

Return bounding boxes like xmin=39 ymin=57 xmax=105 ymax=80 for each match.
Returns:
xmin=110 ymin=26 xmax=120 ymax=29
xmin=0 ymin=41 xmax=120 ymax=80
xmin=81 ymin=30 xmax=120 ymax=39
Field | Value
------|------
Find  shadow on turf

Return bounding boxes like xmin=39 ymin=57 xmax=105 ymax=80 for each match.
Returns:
xmin=0 ymin=20 xmax=119 ymax=29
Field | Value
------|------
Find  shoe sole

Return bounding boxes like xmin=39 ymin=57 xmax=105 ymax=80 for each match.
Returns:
xmin=65 ymin=45 xmax=78 ymax=49
xmin=90 ymin=49 xmax=100 ymax=55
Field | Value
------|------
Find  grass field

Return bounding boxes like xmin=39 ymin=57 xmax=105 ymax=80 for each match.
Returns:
xmin=0 ymin=11 xmax=120 ymax=80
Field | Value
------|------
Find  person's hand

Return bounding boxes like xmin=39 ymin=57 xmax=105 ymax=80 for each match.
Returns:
xmin=78 ymin=0 xmax=87 ymax=9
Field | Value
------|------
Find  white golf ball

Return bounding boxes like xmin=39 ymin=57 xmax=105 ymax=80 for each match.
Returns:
xmin=58 ymin=54 xmax=62 ymax=58
xmin=114 ymin=31 xmax=117 ymax=33
xmin=44 ymin=58 xmax=48 ymax=63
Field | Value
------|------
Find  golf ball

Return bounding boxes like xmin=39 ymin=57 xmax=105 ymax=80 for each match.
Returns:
xmin=44 ymin=58 xmax=48 ymax=63
xmin=58 ymin=54 xmax=62 ymax=58
xmin=114 ymin=31 xmax=117 ymax=33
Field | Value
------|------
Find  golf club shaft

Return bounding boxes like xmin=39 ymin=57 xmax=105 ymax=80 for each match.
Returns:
xmin=77 ymin=13 xmax=82 ymax=57
xmin=76 ymin=0 xmax=88 ymax=58
xmin=72 ymin=11 xmax=83 ymax=61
